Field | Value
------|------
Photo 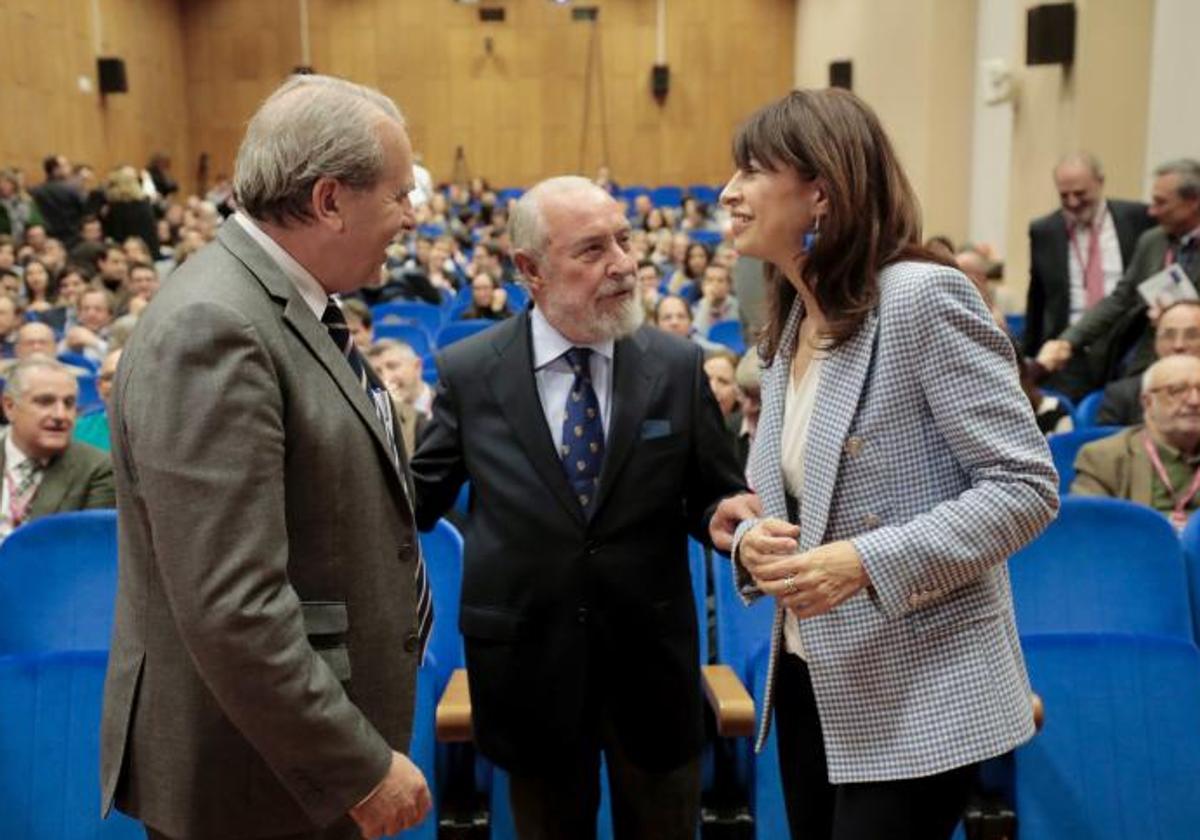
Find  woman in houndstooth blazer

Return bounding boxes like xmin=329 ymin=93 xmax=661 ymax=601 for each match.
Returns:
xmin=711 ymin=90 xmax=1059 ymax=839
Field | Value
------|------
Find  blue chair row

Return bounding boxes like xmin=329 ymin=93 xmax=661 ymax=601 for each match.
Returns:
xmin=1047 ymin=426 xmax=1122 ymax=494
xmin=1015 ymin=633 xmax=1200 ymax=839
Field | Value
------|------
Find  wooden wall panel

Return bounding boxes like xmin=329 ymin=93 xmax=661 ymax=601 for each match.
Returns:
xmin=0 ymin=0 xmax=188 ymax=198
xmin=182 ymin=0 xmax=796 ymax=190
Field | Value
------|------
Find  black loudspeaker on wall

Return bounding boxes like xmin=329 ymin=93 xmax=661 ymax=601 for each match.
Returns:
xmin=651 ymin=64 xmax=670 ymax=104
xmin=829 ymin=60 xmax=853 ymax=90
xmin=97 ymin=57 xmax=128 ymax=94
xmin=1026 ymin=2 xmax=1076 ymax=66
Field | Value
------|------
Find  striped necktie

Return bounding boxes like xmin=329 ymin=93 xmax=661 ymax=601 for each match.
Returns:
xmin=321 ymin=300 xmax=432 ymax=654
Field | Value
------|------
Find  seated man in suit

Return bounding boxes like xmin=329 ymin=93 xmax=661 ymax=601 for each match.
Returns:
xmin=1097 ymin=300 xmax=1200 ymax=426
xmin=1040 ymin=159 xmax=1200 ymax=391
xmin=0 ymin=355 xmax=113 ymax=542
xmin=1072 ymin=354 xmax=1200 ymax=530
xmin=412 ymin=176 xmax=751 ymax=840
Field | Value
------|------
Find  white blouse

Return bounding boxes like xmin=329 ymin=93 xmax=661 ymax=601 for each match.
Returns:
xmin=780 ymin=354 xmax=825 ymax=659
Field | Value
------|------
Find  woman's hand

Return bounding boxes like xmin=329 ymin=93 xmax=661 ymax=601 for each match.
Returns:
xmin=752 ymin=539 xmax=869 ymax=619
xmin=738 ymin=518 xmax=800 ymax=573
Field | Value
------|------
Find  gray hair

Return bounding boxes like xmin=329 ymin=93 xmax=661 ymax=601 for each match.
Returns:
xmin=1054 ymin=151 xmax=1104 ymax=181
xmin=234 ymin=74 xmax=405 ymax=226
xmin=1154 ymin=158 xmax=1200 ymax=202
xmin=509 ymin=175 xmax=606 ymax=256
xmin=5 ymin=354 xmax=75 ymax=402
xmin=364 ymin=338 xmax=418 ymax=361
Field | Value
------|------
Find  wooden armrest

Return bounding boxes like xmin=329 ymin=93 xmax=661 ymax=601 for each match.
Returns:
xmin=436 ymin=668 xmax=473 ymax=742
xmin=1032 ymin=692 xmax=1045 ymax=732
xmin=701 ymin=664 xmax=756 ymax=738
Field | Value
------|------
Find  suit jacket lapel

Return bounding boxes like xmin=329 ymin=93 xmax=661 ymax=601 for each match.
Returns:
xmin=799 ymin=309 xmax=879 ymax=551
xmin=216 ymin=223 xmax=402 ymax=489
xmin=1048 ymin=215 xmax=1069 ymax=301
xmin=592 ymin=329 xmax=660 ymax=518
xmin=486 ymin=313 xmax=585 ymax=525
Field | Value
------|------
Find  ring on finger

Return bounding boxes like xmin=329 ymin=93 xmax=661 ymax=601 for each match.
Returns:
xmin=783 ymin=575 xmax=798 ymax=595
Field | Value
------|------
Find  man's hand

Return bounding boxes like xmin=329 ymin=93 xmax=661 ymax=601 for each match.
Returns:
xmin=751 ymin=539 xmax=868 ymax=619
xmin=1036 ymin=339 xmax=1073 ymax=372
xmin=64 ymin=325 xmax=101 ymax=352
xmin=349 ymin=751 xmax=432 ymax=839
xmin=709 ymin=492 xmax=762 ymax=552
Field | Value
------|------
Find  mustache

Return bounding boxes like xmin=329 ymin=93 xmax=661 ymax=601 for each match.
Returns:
xmin=599 ymin=275 xmax=636 ymax=296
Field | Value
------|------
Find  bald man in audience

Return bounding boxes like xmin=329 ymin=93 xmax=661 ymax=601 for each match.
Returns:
xmin=0 ymin=356 xmax=114 ymax=544
xmin=1072 ymin=354 xmax=1200 ymax=530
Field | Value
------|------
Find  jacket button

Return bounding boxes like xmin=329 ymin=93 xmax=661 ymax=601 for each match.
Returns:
xmin=403 ymin=633 xmax=420 ymax=653
xmin=844 ymin=436 xmax=864 ymax=456
xmin=863 ymin=513 xmax=881 ymax=529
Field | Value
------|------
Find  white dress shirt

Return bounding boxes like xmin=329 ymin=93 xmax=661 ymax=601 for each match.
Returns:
xmin=1067 ymin=202 xmax=1124 ymax=323
xmin=0 ymin=433 xmax=45 ymax=542
xmin=233 ymin=212 xmax=328 ymax=319
xmin=531 ymin=306 xmax=614 ymax=451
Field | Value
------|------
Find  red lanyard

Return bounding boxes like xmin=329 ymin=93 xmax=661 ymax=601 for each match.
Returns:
xmin=1067 ymin=219 xmax=1101 ymax=277
xmin=1142 ymin=434 xmax=1200 ymax=530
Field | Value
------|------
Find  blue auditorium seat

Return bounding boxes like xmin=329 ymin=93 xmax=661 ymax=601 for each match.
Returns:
xmin=1047 ymin=426 xmax=1122 ymax=494
xmin=438 ymin=320 xmax=495 ymax=348
xmin=687 ymin=185 xmax=721 ymax=205
xmin=372 ymin=301 xmax=445 ymax=338
xmin=57 ymin=350 xmax=99 ymax=373
xmin=76 ymin=373 xmax=103 ymax=415
xmin=0 ymin=510 xmax=118 ymax=654
xmin=1008 ymin=497 xmax=1192 ymax=640
xmin=650 ymin=186 xmax=684 ymax=208
xmin=419 ymin=519 xmax=465 ymax=695
xmin=708 ymin=320 xmax=746 ymax=356
xmin=1015 ymin=634 xmax=1200 ymax=840
xmin=374 ymin=322 xmax=432 ymax=356
xmin=1005 ymin=313 xmax=1025 ymax=343
xmin=1177 ymin=513 xmax=1200 ymax=648
xmin=1071 ymin=388 xmax=1106 ymax=430
xmin=502 ymin=283 xmax=529 ymax=312
xmin=0 ymin=651 xmax=143 ymax=838
xmin=711 ymin=553 xmax=787 ymax=839
xmin=496 ymin=188 xmax=524 ymax=204
xmin=689 ymin=229 xmax=723 ymax=247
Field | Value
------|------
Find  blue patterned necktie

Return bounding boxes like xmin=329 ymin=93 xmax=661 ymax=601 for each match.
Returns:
xmin=560 ymin=347 xmax=605 ymax=512
xmin=322 ymin=300 xmax=432 ymax=655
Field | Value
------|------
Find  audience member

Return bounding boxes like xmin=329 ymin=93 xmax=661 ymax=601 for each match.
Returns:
xmin=1072 ymin=354 xmax=1200 ymax=530
xmin=654 ymin=294 xmax=721 ymax=351
xmin=0 ymin=168 xmax=43 ymax=243
xmin=461 ymin=273 xmax=512 ymax=320
xmin=121 ymin=262 xmax=160 ymax=316
xmin=30 ymin=154 xmax=85 ymax=246
xmin=21 ymin=258 xmax=56 ymax=313
xmin=1097 ymin=300 xmax=1200 ymax=426
xmin=74 ymin=348 xmax=121 ymax=451
xmin=62 ymin=287 xmax=114 ymax=363
xmin=703 ymin=347 xmax=740 ymax=417
xmin=730 ymin=347 xmax=761 ymax=471
xmin=955 ymin=248 xmax=1005 ymax=328
xmin=0 ymin=355 xmax=114 ymax=543
xmin=340 ymin=297 xmax=374 ymax=351
xmin=364 ymin=339 xmax=426 ymax=454
xmin=692 ymin=262 xmax=740 ymax=334
xmin=637 ymin=259 xmax=663 ymax=314
xmin=1039 ymin=158 xmax=1200 ymax=390
xmin=0 ymin=293 xmax=18 ymax=358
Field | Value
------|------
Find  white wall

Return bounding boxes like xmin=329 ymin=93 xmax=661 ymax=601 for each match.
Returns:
xmin=1143 ymin=0 xmax=1200 ymax=191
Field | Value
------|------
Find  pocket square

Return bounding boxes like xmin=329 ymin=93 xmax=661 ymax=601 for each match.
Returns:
xmin=641 ymin=419 xmax=672 ymax=440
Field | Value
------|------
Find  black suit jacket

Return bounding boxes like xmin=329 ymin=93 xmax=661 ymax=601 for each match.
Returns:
xmin=1097 ymin=375 xmax=1143 ymax=426
xmin=411 ymin=313 xmax=745 ymax=773
xmin=1024 ymin=199 xmax=1154 ymax=355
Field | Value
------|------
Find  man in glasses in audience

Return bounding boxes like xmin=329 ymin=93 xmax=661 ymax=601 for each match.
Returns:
xmin=1072 ymin=353 xmax=1200 ymax=530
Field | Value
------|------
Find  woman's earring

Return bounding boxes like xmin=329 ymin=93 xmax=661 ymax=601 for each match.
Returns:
xmin=802 ymin=216 xmax=821 ymax=253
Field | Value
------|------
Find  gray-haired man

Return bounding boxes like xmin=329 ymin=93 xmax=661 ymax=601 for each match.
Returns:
xmin=101 ymin=75 xmax=431 ymax=840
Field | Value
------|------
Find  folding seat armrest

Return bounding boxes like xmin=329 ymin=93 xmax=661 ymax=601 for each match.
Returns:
xmin=436 ymin=668 xmax=473 ymax=742
xmin=701 ymin=664 xmax=756 ymax=738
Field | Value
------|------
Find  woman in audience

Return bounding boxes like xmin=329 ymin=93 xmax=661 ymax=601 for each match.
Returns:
xmin=21 ymin=258 xmax=57 ymax=313
xmin=714 ymin=89 xmax=1058 ymax=840
xmin=100 ymin=165 xmax=160 ymax=256
xmin=461 ymin=272 xmax=512 ymax=321
xmin=664 ymin=242 xmax=710 ymax=302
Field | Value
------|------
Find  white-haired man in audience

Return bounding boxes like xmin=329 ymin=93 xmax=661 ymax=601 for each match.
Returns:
xmin=1072 ymin=354 xmax=1200 ymax=530
xmin=0 ymin=355 xmax=114 ymax=543
xmin=1097 ymin=300 xmax=1200 ymax=426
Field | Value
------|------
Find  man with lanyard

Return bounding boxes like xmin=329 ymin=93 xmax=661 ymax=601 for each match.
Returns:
xmin=1039 ymin=158 xmax=1200 ymax=389
xmin=1072 ymin=354 xmax=1200 ymax=531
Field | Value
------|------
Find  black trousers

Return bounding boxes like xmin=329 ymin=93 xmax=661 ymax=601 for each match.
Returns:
xmin=774 ymin=653 xmax=977 ymax=840
xmin=507 ymin=710 xmax=702 ymax=840
xmin=146 ymin=818 xmax=360 ymax=840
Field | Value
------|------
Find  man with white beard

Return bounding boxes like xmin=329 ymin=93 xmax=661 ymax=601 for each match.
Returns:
xmin=411 ymin=176 xmax=750 ymax=839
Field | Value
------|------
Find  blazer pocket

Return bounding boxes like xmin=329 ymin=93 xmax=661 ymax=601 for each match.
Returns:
xmin=907 ymin=597 xmax=1001 ymax=639
xmin=315 ymin=645 xmax=352 ymax=682
xmin=460 ymin=605 xmax=527 ymax=642
xmin=300 ymin=601 xmax=349 ymax=636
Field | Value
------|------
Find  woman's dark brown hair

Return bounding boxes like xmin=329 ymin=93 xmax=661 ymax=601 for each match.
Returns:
xmin=732 ymin=88 xmax=952 ymax=361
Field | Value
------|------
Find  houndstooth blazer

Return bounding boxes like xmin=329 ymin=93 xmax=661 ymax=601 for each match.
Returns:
xmin=731 ymin=260 xmax=1059 ymax=784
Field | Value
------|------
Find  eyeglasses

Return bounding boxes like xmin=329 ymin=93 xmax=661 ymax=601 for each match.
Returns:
xmin=1148 ymin=383 xmax=1200 ymax=400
